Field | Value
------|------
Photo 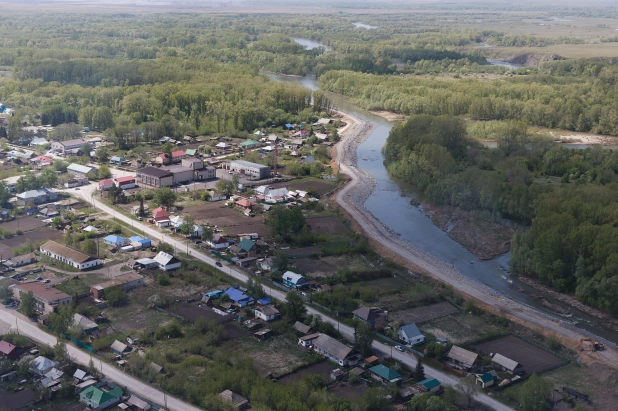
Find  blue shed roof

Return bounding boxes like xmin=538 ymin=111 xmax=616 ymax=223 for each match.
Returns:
xmin=257 ymin=297 xmax=272 ymax=305
xmin=129 ymin=236 xmax=143 ymax=242
xmin=104 ymin=235 xmax=126 ymax=244
xmin=224 ymin=288 xmax=254 ymax=303
xmin=418 ymin=378 xmax=441 ymax=390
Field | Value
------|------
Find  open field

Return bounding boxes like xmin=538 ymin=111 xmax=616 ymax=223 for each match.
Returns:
xmin=170 ymin=302 xmax=235 ymax=324
xmin=0 ymin=215 xmax=45 ymax=231
xmin=182 ymin=202 xmax=271 ymax=237
xmin=421 ymin=312 xmax=506 ymax=345
xmin=473 ymin=335 xmax=564 ymax=374
xmin=0 ymin=228 xmax=62 ymax=258
xmin=112 ymin=309 xmax=175 ymax=333
xmin=268 ymin=179 xmax=335 ymax=196
xmin=234 ymin=332 xmax=317 ymax=377
xmin=294 ymin=254 xmax=372 ymax=278
xmin=55 ymin=274 xmax=102 ymax=296
xmin=329 ymin=382 xmax=370 ymax=401
xmin=0 ymin=388 xmax=38 ymax=410
xmin=540 ymin=362 xmax=618 ymax=409
xmin=389 ymin=302 xmax=459 ymax=324
xmin=306 ymin=216 xmax=348 ymax=234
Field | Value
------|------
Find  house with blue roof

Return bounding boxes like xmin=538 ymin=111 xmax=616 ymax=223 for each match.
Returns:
xmin=224 ymin=287 xmax=255 ymax=307
xmin=285 ymin=123 xmax=294 ymax=130
xmin=104 ymin=235 xmax=127 ymax=247
xmin=257 ymin=297 xmax=272 ymax=306
xmin=204 ymin=289 xmax=224 ymax=298
xmin=129 ymin=236 xmax=152 ymax=249
xmin=397 ymin=323 xmax=424 ymax=346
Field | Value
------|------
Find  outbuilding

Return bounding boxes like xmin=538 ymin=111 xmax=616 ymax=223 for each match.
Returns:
xmin=282 ymin=271 xmax=308 ymax=289
xmin=153 ymin=251 xmax=181 ymax=271
xmin=398 ymin=323 xmax=424 ymax=345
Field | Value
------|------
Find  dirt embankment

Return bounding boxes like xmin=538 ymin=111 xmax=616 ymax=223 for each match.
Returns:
xmin=518 ymin=277 xmax=618 ymax=332
xmin=488 ymin=51 xmax=563 ymax=67
xmin=420 ymin=203 xmax=514 ymax=260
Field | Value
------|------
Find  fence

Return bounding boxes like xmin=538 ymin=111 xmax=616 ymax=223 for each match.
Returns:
xmin=375 ymin=332 xmax=424 ymax=357
xmin=210 ymin=250 xmax=234 ymax=264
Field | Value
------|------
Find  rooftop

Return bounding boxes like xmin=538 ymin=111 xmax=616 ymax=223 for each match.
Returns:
xmin=15 ymin=282 xmax=70 ymax=303
xmin=67 ymin=163 xmax=93 ymax=174
xmin=313 ymin=334 xmax=354 ymax=360
xmin=370 ymin=364 xmax=401 ymax=381
xmin=59 ymin=138 xmax=86 ymax=147
xmin=231 ymin=159 xmax=270 ymax=170
xmin=138 ymin=167 xmax=173 ymax=178
xmin=448 ymin=345 xmax=478 ymax=368
xmin=41 ymin=240 xmax=93 ymax=264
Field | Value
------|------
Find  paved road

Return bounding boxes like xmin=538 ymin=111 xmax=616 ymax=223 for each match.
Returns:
xmin=0 ymin=306 xmax=202 ymax=411
xmin=70 ymin=181 xmax=511 ymax=411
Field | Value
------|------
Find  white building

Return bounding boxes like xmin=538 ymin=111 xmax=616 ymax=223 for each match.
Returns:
xmin=228 ymin=160 xmax=271 ymax=179
xmin=153 ymin=251 xmax=181 ymax=271
xmin=40 ymin=240 xmax=101 ymax=270
xmin=254 ymin=305 xmax=280 ymax=322
xmin=51 ymin=138 xmax=88 ymax=155
xmin=67 ymin=163 xmax=96 ymax=178
xmin=397 ymin=323 xmax=424 ymax=345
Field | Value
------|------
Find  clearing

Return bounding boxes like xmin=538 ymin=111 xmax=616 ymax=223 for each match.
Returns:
xmin=0 ymin=228 xmax=63 ymax=258
xmin=306 ymin=216 xmax=348 ymax=235
xmin=0 ymin=215 xmax=45 ymax=231
xmin=182 ymin=202 xmax=271 ymax=237
xmin=473 ymin=335 xmax=564 ymax=374
xmin=389 ymin=302 xmax=459 ymax=324
xmin=421 ymin=312 xmax=506 ymax=345
xmin=278 ymin=361 xmax=333 ymax=384
xmin=268 ymin=179 xmax=335 ymax=196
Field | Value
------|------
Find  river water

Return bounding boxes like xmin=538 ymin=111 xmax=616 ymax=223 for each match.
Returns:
xmin=269 ymin=49 xmax=618 ymax=343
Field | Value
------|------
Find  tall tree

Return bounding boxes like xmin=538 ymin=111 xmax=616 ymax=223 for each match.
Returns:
xmin=285 ymin=291 xmax=306 ymax=322
xmin=21 ymin=291 xmax=37 ymax=317
xmin=519 ymin=374 xmax=551 ymax=411
xmin=414 ymin=357 xmax=425 ymax=382
xmin=354 ymin=321 xmax=374 ymax=357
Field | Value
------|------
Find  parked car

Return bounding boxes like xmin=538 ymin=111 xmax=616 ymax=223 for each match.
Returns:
xmin=215 ymin=261 xmax=223 ymax=267
xmin=395 ymin=345 xmax=404 ymax=352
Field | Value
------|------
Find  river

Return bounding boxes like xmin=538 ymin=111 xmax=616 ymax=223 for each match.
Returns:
xmin=269 ymin=46 xmax=618 ymax=344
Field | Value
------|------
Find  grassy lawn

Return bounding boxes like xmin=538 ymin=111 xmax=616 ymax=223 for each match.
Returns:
xmin=56 ymin=274 xmax=102 ymax=295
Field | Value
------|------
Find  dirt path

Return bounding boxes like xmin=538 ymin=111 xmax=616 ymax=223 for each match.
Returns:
xmin=329 ymin=111 xmax=618 ymax=370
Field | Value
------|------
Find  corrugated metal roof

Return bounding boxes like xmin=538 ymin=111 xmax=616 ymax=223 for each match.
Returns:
xmin=492 ymin=353 xmax=519 ymax=371
xmin=447 ymin=345 xmax=478 ymax=368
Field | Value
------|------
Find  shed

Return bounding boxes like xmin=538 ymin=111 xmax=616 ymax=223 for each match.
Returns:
xmin=110 ymin=340 xmax=130 ymax=356
xmin=447 ymin=346 xmax=478 ymax=370
xmin=282 ymin=271 xmax=308 ymax=289
xmin=104 ymin=235 xmax=127 ymax=247
xmin=369 ymin=364 xmax=402 ymax=384
xmin=294 ymin=321 xmax=312 ymax=335
xmin=492 ymin=353 xmax=523 ymax=375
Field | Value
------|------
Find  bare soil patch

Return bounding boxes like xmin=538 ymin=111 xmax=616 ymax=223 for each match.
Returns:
xmin=182 ymin=202 xmax=271 ymax=237
xmin=306 ymin=216 xmax=348 ymax=235
xmin=389 ymin=302 xmax=459 ymax=324
xmin=0 ymin=215 xmax=44 ymax=231
xmin=473 ymin=335 xmax=564 ymax=374
xmin=169 ymin=302 xmax=235 ymax=324
xmin=370 ymin=111 xmax=406 ymax=122
xmin=0 ymin=228 xmax=62 ymax=258
xmin=223 ymin=322 xmax=247 ymax=340
xmin=421 ymin=203 xmax=514 ymax=260
xmin=113 ymin=309 xmax=175 ymax=333
xmin=279 ymin=361 xmax=332 ymax=384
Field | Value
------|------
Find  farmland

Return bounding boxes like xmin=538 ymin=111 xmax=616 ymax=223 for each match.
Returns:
xmin=0 ymin=215 xmax=45 ymax=231
xmin=420 ymin=312 xmax=507 ymax=345
xmin=473 ymin=335 xmax=564 ymax=374
xmin=0 ymin=227 xmax=62 ymax=258
xmin=389 ymin=301 xmax=459 ymax=325
xmin=181 ymin=202 xmax=271 ymax=237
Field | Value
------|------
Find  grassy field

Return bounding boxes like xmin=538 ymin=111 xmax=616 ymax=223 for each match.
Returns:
xmin=420 ymin=312 xmax=507 ymax=345
xmin=56 ymin=274 xmax=102 ymax=295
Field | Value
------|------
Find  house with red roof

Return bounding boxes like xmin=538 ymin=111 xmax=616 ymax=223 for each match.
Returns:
xmin=0 ymin=341 xmax=24 ymax=359
xmin=98 ymin=179 xmax=114 ymax=191
xmin=113 ymin=176 xmax=136 ymax=190
xmin=235 ymin=199 xmax=252 ymax=210
xmin=171 ymin=150 xmax=186 ymax=163
xmin=152 ymin=207 xmax=170 ymax=219
xmin=32 ymin=155 xmax=54 ymax=165
xmin=155 ymin=153 xmax=170 ymax=165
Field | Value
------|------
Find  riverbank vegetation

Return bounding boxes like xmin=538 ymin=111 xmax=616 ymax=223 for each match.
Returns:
xmin=384 ymin=114 xmax=618 ymax=314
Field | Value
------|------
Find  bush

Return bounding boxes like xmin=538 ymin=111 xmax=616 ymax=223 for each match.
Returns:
xmin=157 ymin=273 xmax=170 ymax=286
xmin=105 ymin=287 xmax=128 ymax=307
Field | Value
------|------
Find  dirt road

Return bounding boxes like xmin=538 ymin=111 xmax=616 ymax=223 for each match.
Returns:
xmin=331 ymin=113 xmax=618 ymax=369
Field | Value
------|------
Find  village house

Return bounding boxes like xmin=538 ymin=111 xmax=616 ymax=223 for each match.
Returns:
xmin=206 ymin=234 xmax=229 ymax=250
xmin=12 ymin=282 xmax=72 ymax=314
xmin=369 ymin=364 xmax=402 ymax=385
xmin=209 ymin=190 xmax=227 ymax=202
xmin=258 ymin=257 xmax=277 ymax=271
xmin=397 ymin=323 xmax=424 ymax=345
xmin=353 ymin=307 xmax=388 ymax=327
xmin=126 ymin=395 xmax=152 ymax=411
xmin=0 ymin=341 xmax=24 ymax=359
xmin=98 ymin=179 xmax=114 ymax=191
xmin=237 ymin=238 xmax=257 ymax=256
xmin=104 ymin=235 xmax=127 ymax=247
xmin=109 ymin=156 xmax=127 ymax=165
xmin=73 ymin=313 xmax=99 ymax=334
xmin=40 ymin=240 xmax=101 ymax=270
xmin=153 ymin=251 xmax=181 ymax=271
xmin=312 ymin=334 xmax=361 ymax=367
xmin=254 ymin=305 xmax=281 ymax=322
xmin=282 ymin=271 xmax=308 ymax=289
xmin=52 ymin=138 xmax=88 ymax=155
xmin=447 ymin=345 xmax=479 ymax=371
xmin=219 ymin=390 xmax=249 ymax=410
xmin=417 ymin=378 xmax=442 ymax=394
xmin=114 ymin=176 xmax=136 ymax=190
xmin=5 ymin=252 xmax=36 ymax=268
xmin=90 ymin=272 xmax=145 ymax=299
xmin=294 ymin=321 xmax=313 ymax=335
xmin=30 ymin=356 xmax=57 ymax=376
xmin=80 ymin=382 xmax=123 ymax=409
xmin=111 ymin=340 xmax=131 ymax=357
xmin=491 ymin=353 xmax=523 ymax=375
xmin=298 ymin=333 xmax=321 ymax=347
xmin=16 ymin=188 xmax=58 ymax=207
xmin=224 ymin=287 xmax=255 ymax=307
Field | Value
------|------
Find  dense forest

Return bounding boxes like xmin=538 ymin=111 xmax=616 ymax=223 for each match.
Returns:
xmin=384 ymin=114 xmax=618 ymax=314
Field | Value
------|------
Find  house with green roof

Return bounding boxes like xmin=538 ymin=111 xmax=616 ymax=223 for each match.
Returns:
xmin=417 ymin=377 xmax=441 ymax=393
xmin=185 ymin=148 xmax=197 ymax=157
xmin=237 ymin=238 xmax=256 ymax=255
xmin=369 ymin=364 xmax=402 ymax=385
xmin=79 ymin=382 xmax=123 ymax=409
xmin=240 ymin=140 xmax=260 ymax=149
xmin=475 ymin=371 xmax=496 ymax=388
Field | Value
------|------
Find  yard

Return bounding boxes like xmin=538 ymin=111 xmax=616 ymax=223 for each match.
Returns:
xmin=389 ymin=302 xmax=459 ymax=325
xmin=55 ymin=274 xmax=103 ymax=296
xmin=232 ymin=330 xmax=318 ymax=378
xmin=473 ymin=335 xmax=565 ymax=374
xmin=420 ymin=312 xmax=507 ymax=345
xmin=268 ymin=178 xmax=336 ymax=196
xmin=278 ymin=361 xmax=333 ymax=384
xmin=0 ymin=227 xmax=62 ymax=258
xmin=0 ymin=215 xmax=45 ymax=231
xmin=305 ymin=216 xmax=348 ymax=235
xmin=182 ymin=202 xmax=271 ymax=237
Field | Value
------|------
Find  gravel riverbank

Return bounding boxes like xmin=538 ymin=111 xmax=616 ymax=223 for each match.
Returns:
xmin=330 ymin=111 xmax=618 ymax=368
